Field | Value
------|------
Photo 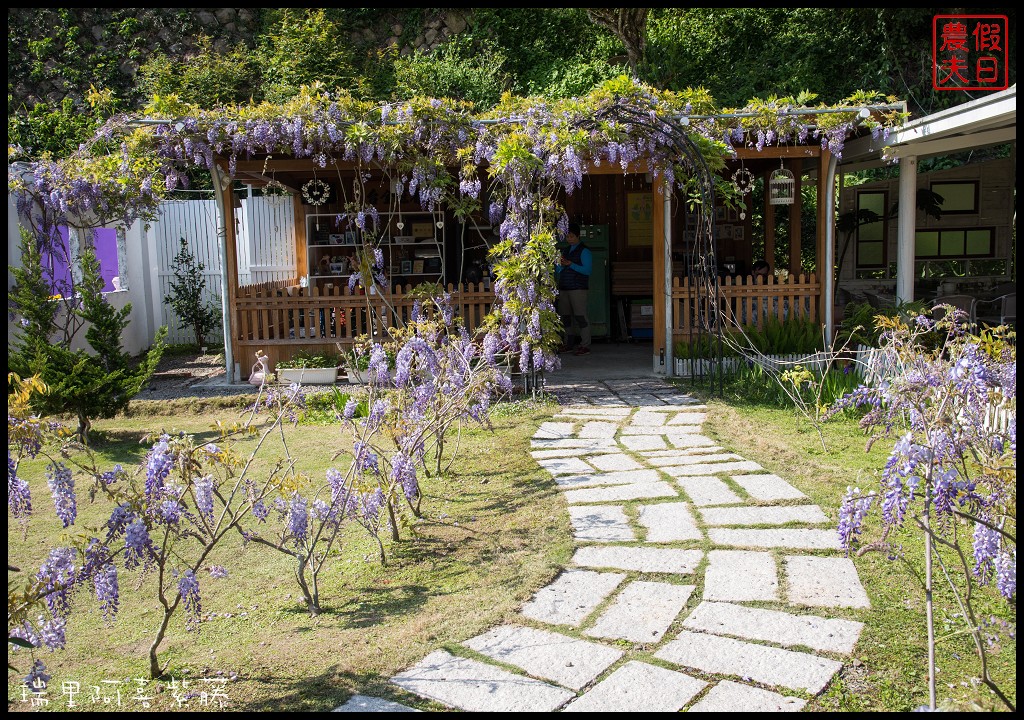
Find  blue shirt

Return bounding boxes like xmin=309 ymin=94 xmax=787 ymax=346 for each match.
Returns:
xmin=556 ymin=243 xmax=592 ymax=277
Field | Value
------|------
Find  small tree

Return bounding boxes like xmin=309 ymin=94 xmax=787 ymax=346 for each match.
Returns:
xmin=164 ymin=237 xmax=221 ymax=351
xmin=9 ymin=229 xmax=166 ymax=443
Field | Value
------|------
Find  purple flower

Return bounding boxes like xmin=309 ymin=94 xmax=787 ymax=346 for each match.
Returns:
xmin=39 ymin=615 xmax=67 ymax=650
xmin=391 ymin=452 xmax=419 ymax=501
xmin=178 ymin=570 xmax=202 ymax=632
xmin=343 ymin=398 xmax=358 ymax=420
xmin=145 ymin=435 xmax=174 ymax=498
xmin=287 ymin=493 xmax=308 ymax=544
xmin=124 ymin=518 xmax=152 ymax=569
xmin=99 ymin=464 xmax=123 ymax=485
xmin=23 ymin=660 xmax=50 ymax=693
xmin=8 ymin=456 xmax=32 ymax=519
xmin=837 ymin=487 xmax=874 ymax=553
xmin=194 ymin=475 xmax=215 ymax=522
xmin=208 ymin=565 xmax=228 ymax=579
xmin=353 ymin=441 xmax=379 ymax=474
xmin=94 ymin=563 xmax=119 ymax=622
xmin=47 ymin=463 xmax=76 ymax=527
xmin=995 ymin=550 xmax=1015 ymax=599
xmin=37 ymin=547 xmax=76 ymax=618
xmin=158 ymin=499 xmax=183 ymax=525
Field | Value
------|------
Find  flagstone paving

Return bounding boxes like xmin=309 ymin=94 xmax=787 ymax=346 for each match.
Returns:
xmin=359 ymin=379 xmax=871 ymax=712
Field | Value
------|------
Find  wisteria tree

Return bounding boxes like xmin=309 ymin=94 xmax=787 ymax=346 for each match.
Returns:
xmin=831 ymin=307 xmax=1016 ymax=711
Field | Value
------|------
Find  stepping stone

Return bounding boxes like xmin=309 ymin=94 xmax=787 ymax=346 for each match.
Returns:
xmin=708 ymin=528 xmax=841 ymax=550
xmin=637 ymin=502 xmax=703 ymax=542
xmin=703 ymin=550 xmax=778 ymax=602
xmin=646 ymin=453 xmax=742 ymax=467
xmin=519 ymin=569 xmax=626 ymax=626
xmin=630 ymin=411 xmax=667 ymax=426
xmin=568 ymin=506 xmax=635 ymax=542
xmin=579 ymin=421 xmax=619 ymax=439
xmin=562 ymin=661 xmax=706 ymax=713
xmin=585 ymin=581 xmax=695 ymax=643
xmin=620 ymin=435 xmax=668 ymax=451
xmin=687 ymin=680 xmax=806 ymax=712
xmin=666 ymin=433 xmax=719 ymax=449
xmin=391 ymin=650 xmax=573 ymax=712
xmin=559 ymin=406 xmax=630 ymax=418
xmin=785 ymin=556 xmax=871 ymax=609
xmin=642 ymin=447 xmax=721 ymax=457
xmin=617 ymin=394 xmax=666 ymax=406
xmin=731 ymin=474 xmax=808 ymax=501
xmin=536 ymin=457 xmax=595 ymax=476
xmin=531 ymin=438 xmax=614 ymax=450
xmin=664 ymin=460 xmax=764 ymax=476
xmin=555 ymin=469 xmax=663 ymax=489
xmin=667 ymin=412 xmax=708 ymax=425
xmin=565 ymin=482 xmax=678 ymax=504
xmin=621 ymin=425 xmax=677 ymax=436
xmin=699 ymin=505 xmax=829 ymax=527
xmin=530 ymin=446 xmax=617 ymax=460
xmin=651 ymin=397 xmax=706 ymax=407
xmin=533 ymin=421 xmax=575 ymax=439
xmin=463 ymin=625 xmax=622 ymax=691
xmin=674 ymin=477 xmax=743 ymax=506
xmin=332 ymin=695 xmax=421 ymax=712
xmin=572 ymin=546 xmax=702 ymax=574
xmin=586 ymin=454 xmax=643 ymax=472
xmin=681 ymin=601 xmax=864 ymax=654
xmin=654 ymin=631 xmax=843 ymax=694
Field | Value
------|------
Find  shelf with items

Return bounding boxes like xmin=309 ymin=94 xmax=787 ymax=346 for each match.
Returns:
xmin=304 ymin=211 xmax=446 ymax=290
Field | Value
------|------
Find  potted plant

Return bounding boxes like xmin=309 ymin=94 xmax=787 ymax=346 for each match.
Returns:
xmin=275 ymin=350 xmax=342 ymax=384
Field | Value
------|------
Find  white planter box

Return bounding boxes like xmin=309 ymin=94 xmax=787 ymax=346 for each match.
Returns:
xmin=277 ymin=367 xmax=340 ymax=385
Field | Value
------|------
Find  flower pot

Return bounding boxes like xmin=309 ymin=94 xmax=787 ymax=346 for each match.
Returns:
xmin=277 ymin=367 xmax=340 ymax=385
xmin=345 ymin=366 xmax=366 ymax=385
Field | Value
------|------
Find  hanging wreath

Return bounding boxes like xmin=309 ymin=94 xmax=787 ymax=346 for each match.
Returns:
xmin=731 ymin=167 xmax=754 ymax=196
xmin=302 ymin=178 xmax=330 ymax=206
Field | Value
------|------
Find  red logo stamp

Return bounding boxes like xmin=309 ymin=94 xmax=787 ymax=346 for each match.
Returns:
xmin=933 ymin=15 xmax=1009 ymax=91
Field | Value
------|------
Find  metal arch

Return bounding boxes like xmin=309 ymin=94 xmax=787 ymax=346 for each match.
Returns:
xmin=581 ymin=101 xmax=723 ymax=393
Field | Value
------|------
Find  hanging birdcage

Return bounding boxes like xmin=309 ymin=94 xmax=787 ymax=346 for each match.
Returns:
xmin=768 ymin=160 xmax=796 ymax=205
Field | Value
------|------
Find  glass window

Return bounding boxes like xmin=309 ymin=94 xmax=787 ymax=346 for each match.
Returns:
xmin=915 ymin=231 xmax=939 ymax=256
xmin=931 ymin=181 xmax=978 ymax=213
xmin=855 ymin=191 xmax=888 ymax=268
xmin=914 ymin=228 xmax=993 ymax=259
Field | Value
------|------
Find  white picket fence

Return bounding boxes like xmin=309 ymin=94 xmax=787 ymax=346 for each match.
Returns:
xmin=150 ymin=194 xmax=296 ymax=345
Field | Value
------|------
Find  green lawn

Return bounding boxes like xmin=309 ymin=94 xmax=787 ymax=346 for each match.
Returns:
xmin=7 ymin=389 xmax=1015 ymax=711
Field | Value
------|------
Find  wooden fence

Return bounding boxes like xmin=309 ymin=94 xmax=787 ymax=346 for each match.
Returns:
xmin=671 ymin=273 xmax=821 ymax=338
xmin=233 ymin=280 xmax=495 ymax=376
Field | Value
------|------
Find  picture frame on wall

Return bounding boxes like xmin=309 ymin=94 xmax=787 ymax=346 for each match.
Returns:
xmin=715 ymin=206 xmax=727 ymax=222
xmin=726 ymin=207 xmax=739 ymax=222
xmin=732 ymin=226 xmax=744 ymax=242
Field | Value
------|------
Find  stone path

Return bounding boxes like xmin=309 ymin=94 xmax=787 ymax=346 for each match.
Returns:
xmin=335 ymin=378 xmax=869 ymax=712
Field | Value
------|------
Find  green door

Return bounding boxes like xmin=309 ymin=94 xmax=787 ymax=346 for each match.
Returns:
xmin=580 ymin=224 xmax=610 ymax=340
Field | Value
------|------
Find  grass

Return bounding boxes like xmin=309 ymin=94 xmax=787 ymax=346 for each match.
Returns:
xmin=8 ymin=394 xmax=572 ymax=711
xmin=8 ymin=385 xmax=1015 ymax=712
xmin=684 ymin=381 xmax=1017 ymax=712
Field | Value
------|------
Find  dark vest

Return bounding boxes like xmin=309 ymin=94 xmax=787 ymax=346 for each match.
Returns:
xmin=559 ymin=242 xmax=589 ymax=290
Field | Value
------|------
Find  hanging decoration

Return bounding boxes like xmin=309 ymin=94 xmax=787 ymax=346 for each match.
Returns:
xmin=730 ymin=165 xmax=754 ymax=220
xmin=303 ymin=174 xmax=330 ymax=230
xmin=768 ymin=159 xmax=796 ymax=206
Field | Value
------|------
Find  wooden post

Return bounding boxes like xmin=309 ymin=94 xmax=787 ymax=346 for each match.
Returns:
xmin=294 ymin=191 xmax=307 ymax=283
xmin=764 ymin=170 xmax=775 ymax=271
xmin=652 ymin=180 xmax=666 ymax=372
xmin=789 ymin=159 xmax=802 ymax=275
xmin=817 ymin=148 xmax=832 ymax=322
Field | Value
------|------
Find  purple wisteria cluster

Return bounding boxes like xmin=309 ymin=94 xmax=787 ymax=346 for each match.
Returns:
xmin=831 ymin=318 xmax=1016 ymax=601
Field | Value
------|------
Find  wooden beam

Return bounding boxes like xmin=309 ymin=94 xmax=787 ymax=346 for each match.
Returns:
xmin=584 ymin=162 xmax=649 ymax=176
xmin=294 ymin=193 xmax=307 ymax=282
xmin=789 ymin=158 xmax=802 ymax=275
xmin=732 ymin=145 xmax=821 ymax=160
xmin=652 ymin=182 xmax=666 ymax=361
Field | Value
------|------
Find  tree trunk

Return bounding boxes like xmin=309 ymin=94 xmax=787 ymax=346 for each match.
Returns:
xmin=149 ymin=608 xmax=174 ymax=679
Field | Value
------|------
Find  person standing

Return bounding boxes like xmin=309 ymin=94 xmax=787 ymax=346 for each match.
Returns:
xmin=556 ymin=222 xmax=592 ymax=355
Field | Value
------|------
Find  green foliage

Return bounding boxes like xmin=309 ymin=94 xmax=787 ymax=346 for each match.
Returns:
xmin=837 ymin=299 xmax=928 ymax=348
xmin=301 ymin=387 xmax=368 ymax=424
xmin=393 ymin=38 xmax=512 ymax=109
xmin=740 ymin=315 xmax=825 ymax=355
xmin=257 ymin=9 xmax=363 ymax=103
xmin=7 ymin=97 xmax=101 ymax=161
xmin=9 ymin=230 xmax=166 ymax=442
xmin=163 ymin=237 xmax=221 ymax=351
xmin=138 ymin=36 xmax=263 ymax=107
xmin=276 ymin=350 xmax=342 ymax=370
